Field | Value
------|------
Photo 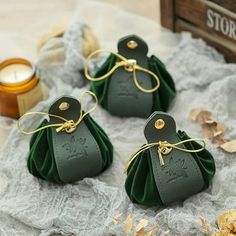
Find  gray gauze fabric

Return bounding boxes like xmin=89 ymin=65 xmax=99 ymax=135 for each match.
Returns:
xmin=37 ymin=21 xmax=99 ymax=89
xmin=0 ymin=33 xmax=236 ymax=236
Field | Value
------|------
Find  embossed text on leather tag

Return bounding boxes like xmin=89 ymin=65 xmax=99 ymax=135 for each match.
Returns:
xmin=107 ymin=35 xmax=153 ymax=118
xmin=49 ymin=96 xmax=103 ymax=183
xmin=144 ymin=112 xmax=205 ymax=205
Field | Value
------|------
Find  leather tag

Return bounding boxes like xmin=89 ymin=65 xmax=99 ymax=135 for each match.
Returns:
xmin=144 ymin=112 xmax=205 ymax=205
xmin=49 ymin=96 xmax=103 ymax=183
xmin=107 ymin=35 xmax=153 ymax=118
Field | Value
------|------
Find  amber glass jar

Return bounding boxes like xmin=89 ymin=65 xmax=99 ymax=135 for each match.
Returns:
xmin=0 ymin=58 xmax=43 ymax=119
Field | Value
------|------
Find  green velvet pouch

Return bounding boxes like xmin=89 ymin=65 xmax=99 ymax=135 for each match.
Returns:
xmin=90 ymin=35 xmax=176 ymax=118
xmin=27 ymin=95 xmax=113 ymax=184
xmin=125 ymin=112 xmax=215 ymax=206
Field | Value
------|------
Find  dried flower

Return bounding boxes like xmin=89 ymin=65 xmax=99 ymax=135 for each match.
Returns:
xmin=200 ymin=217 xmax=213 ymax=235
xmin=217 ymin=210 xmax=236 ymax=233
xmin=113 ymin=213 xmax=122 ymax=225
xmin=113 ymin=212 xmax=166 ymax=236
xmin=124 ymin=214 xmax=133 ymax=234
xmin=190 ymin=108 xmax=236 ymax=153
xmin=200 ymin=210 xmax=236 ymax=236
xmin=135 ymin=219 xmax=149 ymax=232
xmin=220 ymin=140 xmax=236 ymax=153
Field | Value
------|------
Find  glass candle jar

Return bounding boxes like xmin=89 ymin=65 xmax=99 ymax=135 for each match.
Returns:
xmin=0 ymin=58 xmax=43 ymax=119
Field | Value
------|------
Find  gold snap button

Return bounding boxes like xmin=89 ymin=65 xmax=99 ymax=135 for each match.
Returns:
xmin=59 ymin=102 xmax=70 ymax=111
xmin=155 ymin=119 xmax=165 ymax=129
xmin=127 ymin=40 xmax=138 ymax=49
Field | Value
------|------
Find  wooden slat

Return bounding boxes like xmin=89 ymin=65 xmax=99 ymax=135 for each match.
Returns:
xmin=175 ymin=0 xmax=236 ymax=44
xmin=160 ymin=0 xmax=175 ymax=30
xmin=208 ymin=0 xmax=236 ymax=13
xmin=160 ymin=0 xmax=236 ymax=62
xmin=175 ymin=19 xmax=236 ymax=62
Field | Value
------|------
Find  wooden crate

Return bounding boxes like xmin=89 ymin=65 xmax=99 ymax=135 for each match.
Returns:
xmin=161 ymin=0 xmax=236 ymax=62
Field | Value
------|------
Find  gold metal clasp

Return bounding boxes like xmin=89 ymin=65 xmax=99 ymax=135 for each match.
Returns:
xmin=155 ymin=119 xmax=165 ymax=129
xmin=159 ymin=141 xmax=173 ymax=155
xmin=56 ymin=120 xmax=76 ymax=133
xmin=59 ymin=102 xmax=70 ymax=111
xmin=157 ymin=141 xmax=173 ymax=166
xmin=127 ymin=40 xmax=138 ymax=49
xmin=125 ymin=59 xmax=137 ymax=72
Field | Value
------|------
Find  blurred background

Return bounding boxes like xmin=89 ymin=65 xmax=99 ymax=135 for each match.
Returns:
xmin=0 ymin=0 xmax=161 ymax=60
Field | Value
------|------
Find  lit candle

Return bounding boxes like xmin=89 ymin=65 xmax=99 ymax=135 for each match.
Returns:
xmin=0 ymin=63 xmax=34 ymax=85
xmin=0 ymin=58 xmax=43 ymax=119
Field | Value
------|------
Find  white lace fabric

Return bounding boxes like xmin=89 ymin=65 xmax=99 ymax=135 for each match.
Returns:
xmin=1 ymin=18 xmax=236 ymax=236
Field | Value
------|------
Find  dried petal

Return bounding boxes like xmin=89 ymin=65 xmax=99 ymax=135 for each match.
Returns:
xmin=215 ymin=138 xmax=228 ymax=147
xmin=212 ymin=122 xmax=227 ymax=140
xmin=144 ymin=232 xmax=152 ymax=236
xmin=226 ymin=223 xmax=234 ymax=231
xmin=200 ymin=217 xmax=212 ymax=235
xmin=214 ymin=130 xmax=223 ymax=137
xmin=220 ymin=140 xmax=236 ymax=153
xmin=135 ymin=228 xmax=145 ymax=236
xmin=190 ymin=108 xmax=212 ymax=124
xmin=202 ymin=123 xmax=217 ymax=139
xmin=190 ymin=108 xmax=230 ymax=153
xmin=190 ymin=108 xmax=203 ymax=121
xmin=124 ymin=214 xmax=133 ymax=234
xmin=205 ymin=119 xmax=215 ymax=124
xmin=217 ymin=123 xmax=227 ymax=134
xmin=113 ymin=213 xmax=122 ymax=225
xmin=217 ymin=209 xmax=236 ymax=232
xmin=145 ymin=225 xmax=159 ymax=236
xmin=212 ymin=233 xmax=235 ymax=236
xmin=233 ymin=221 xmax=236 ymax=233
xmin=135 ymin=219 xmax=149 ymax=232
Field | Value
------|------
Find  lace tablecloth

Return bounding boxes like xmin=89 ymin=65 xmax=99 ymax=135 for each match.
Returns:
xmin=1 ymin=1 xmax=236 ymax=236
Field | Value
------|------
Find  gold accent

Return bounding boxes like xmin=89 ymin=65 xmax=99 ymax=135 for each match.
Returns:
xmin=124 ymin=138 xmax=206 ymax=172
xmin=124 ymin=59 xmax=136 ymax=72
xmin=55 ymin=120 xmax=76 ymax=133
xmin=127 ymin=40 xmax=138 ymax=49
xmin=155 ymin=119 xmax=165 ymax=129
xmin=84 ymin=49 xmax=160 ymax=94
xmin=17 ymin=91 xmax=98 ymax=135
xmin=59 ymin=102 xmax=70 ymax=111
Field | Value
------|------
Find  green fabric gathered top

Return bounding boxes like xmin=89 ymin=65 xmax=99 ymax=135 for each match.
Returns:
xmin=25 ymin=95 xmax=113 ymax=184
xmin=125 ymin=112 xmax=216 ymax=206
xmin=85 ymin=35 xmax=176 ymax=118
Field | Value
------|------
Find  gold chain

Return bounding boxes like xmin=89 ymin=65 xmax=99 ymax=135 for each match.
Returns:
xmin=84 ymin=49 xmax=160 ymax=93
xmin=125 ymin=138 xmax=206 ymax=172
xmin=17 ymin=91 xmax=98 ymax=135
